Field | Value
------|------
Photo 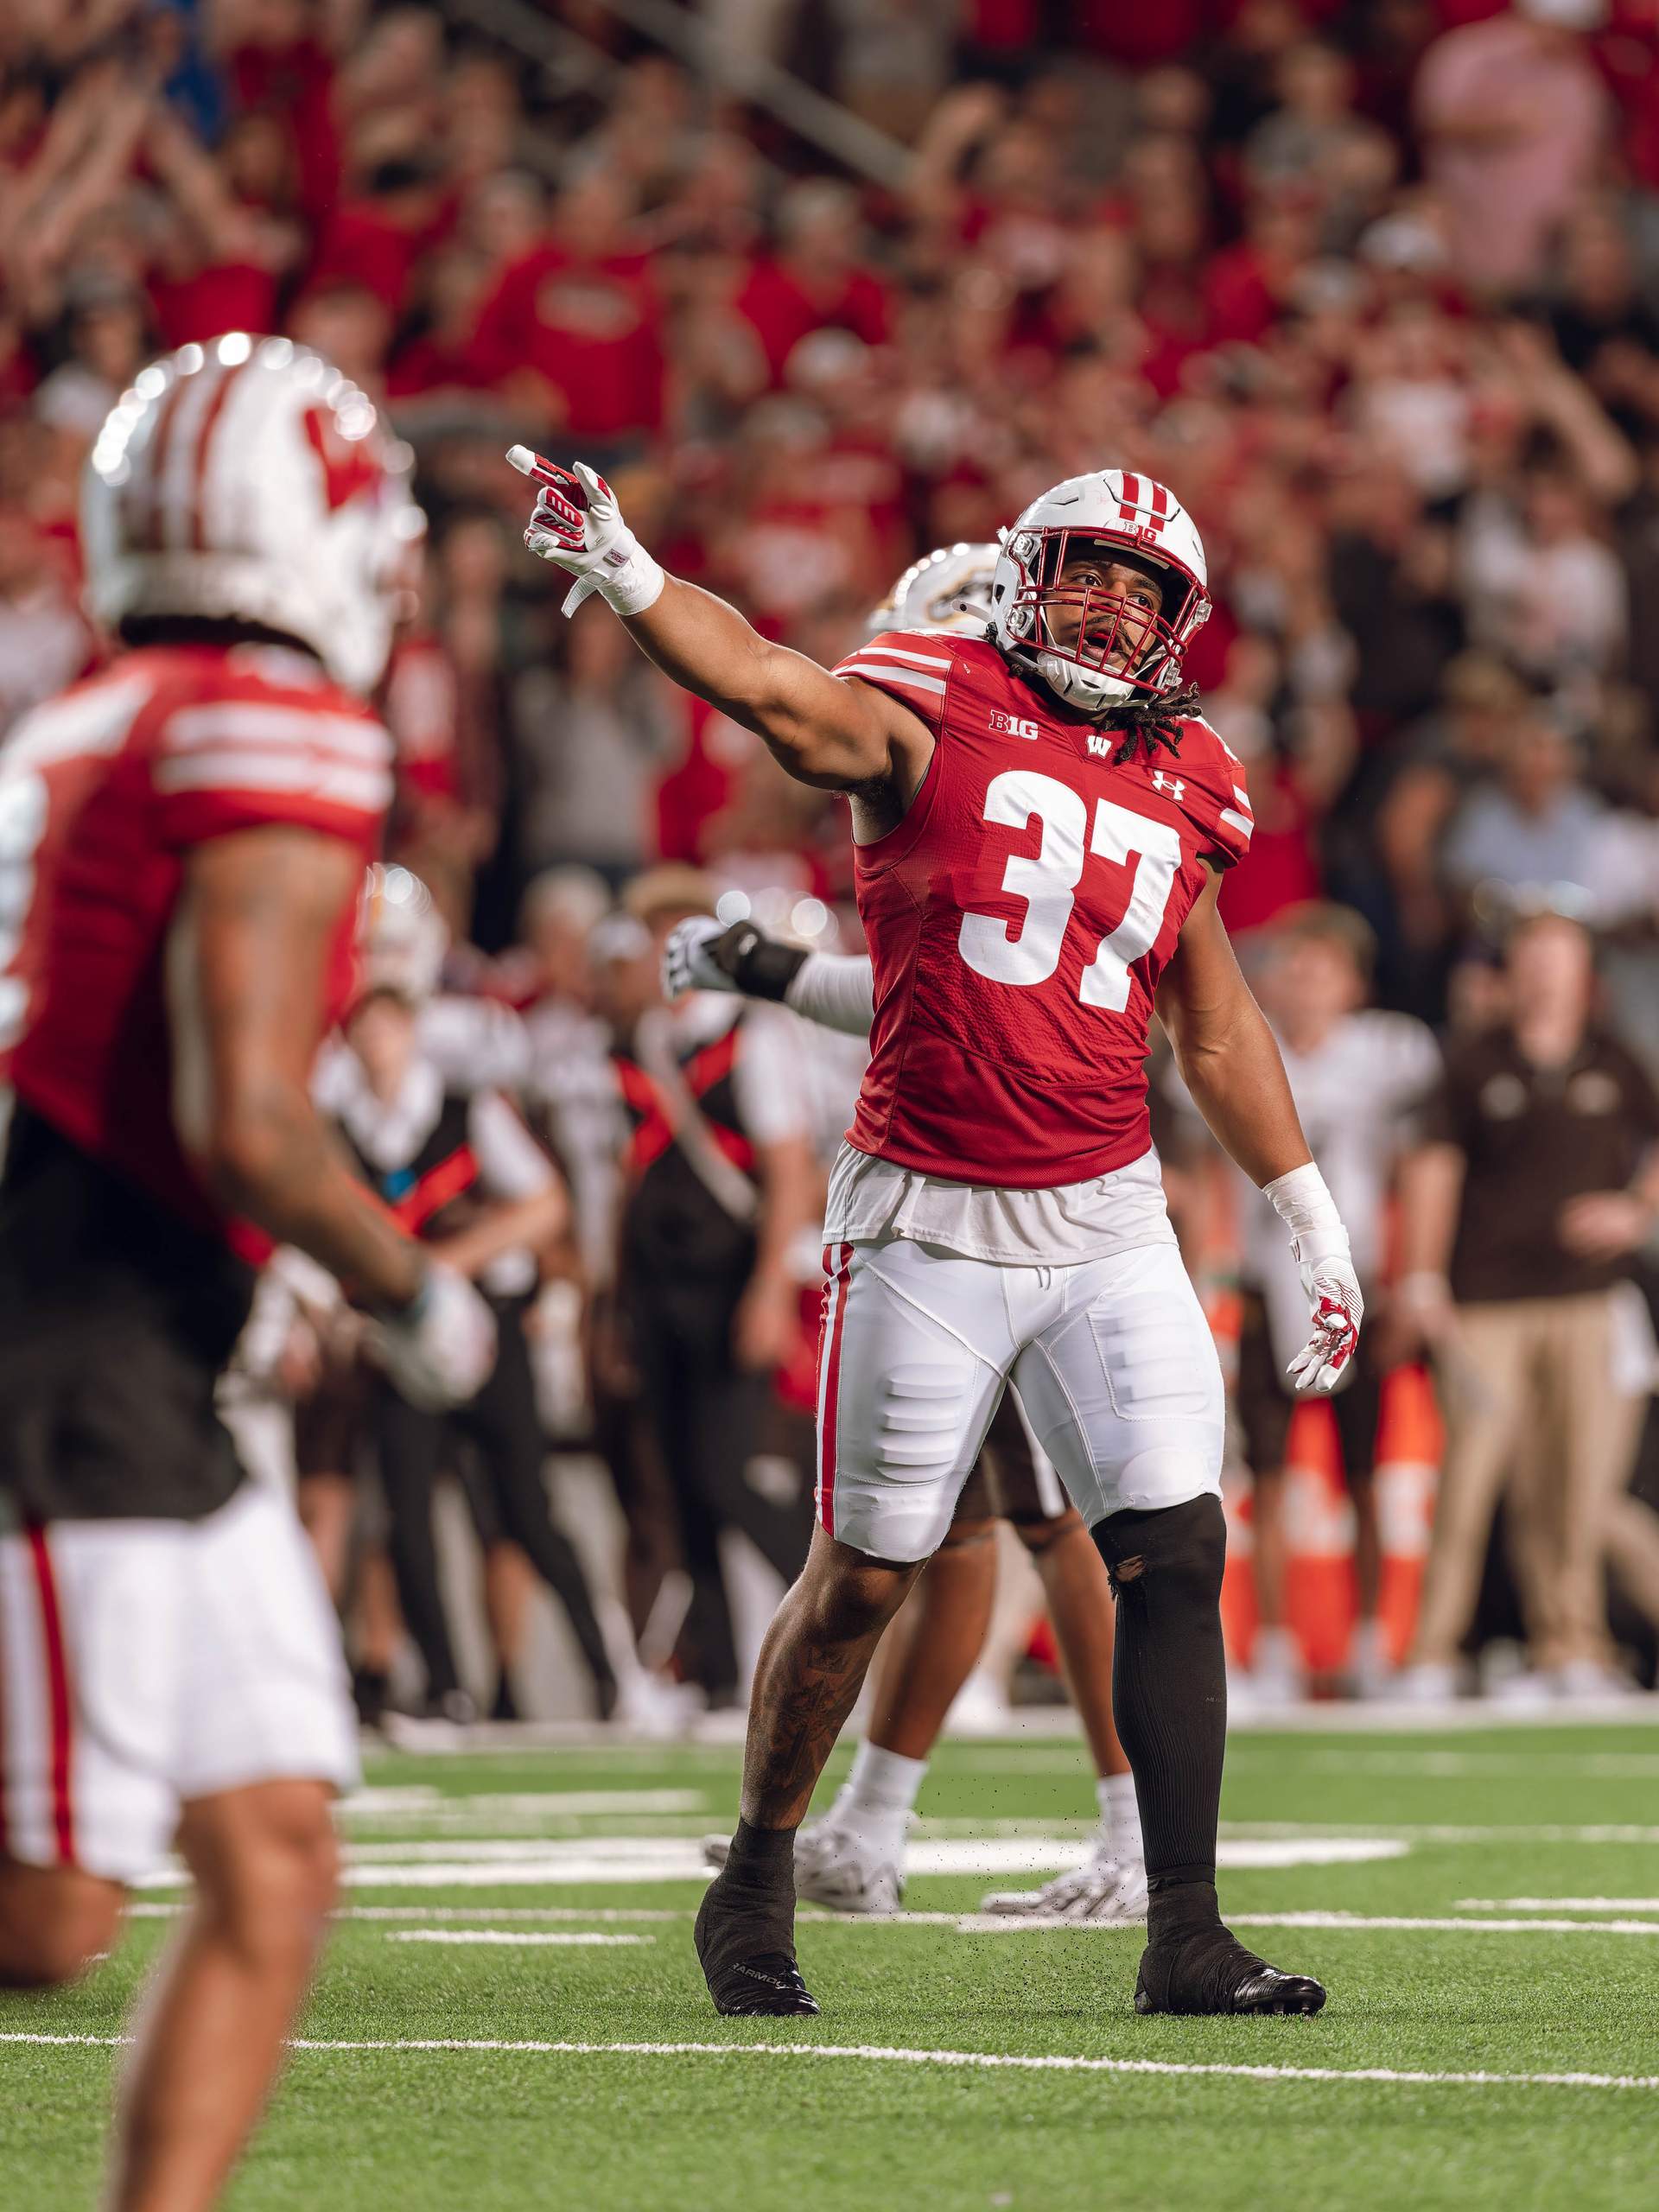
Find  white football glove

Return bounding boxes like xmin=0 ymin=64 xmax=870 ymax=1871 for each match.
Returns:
xmin=371 ymin=1261 xmax=497 ymax=1412
xmin=1264 ymin=1163 xmax=1364 ymax=1396
xmin=662 ymin=915 xmax=735 ymax=1001
xmin=1286 ymin=1246 xmax=1364 ymax=1394
xmin=507 ymin=447 xmax=664 ymax=620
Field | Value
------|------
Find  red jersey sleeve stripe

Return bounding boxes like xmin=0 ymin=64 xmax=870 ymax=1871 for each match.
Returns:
xmin=1218 ymin=807 xmax=1253 ymax=840
xmin=1231 ymin=784 xmax=1253 ymax=815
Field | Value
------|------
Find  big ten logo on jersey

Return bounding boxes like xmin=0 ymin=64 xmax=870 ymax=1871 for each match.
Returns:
xmin=988 ymin=709 xmax=1040 ymax=741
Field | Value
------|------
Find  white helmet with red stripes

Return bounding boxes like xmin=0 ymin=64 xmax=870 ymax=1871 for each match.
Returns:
xmin=989 ymin=469 xmax=1209 ymax=715
xmin=867 ymin=543 xmax=998 ymax=639
xmin=83 ymin=333 xmax=424 ymax=697
xmin=358 ymin=864 xmax=448 ymax=1004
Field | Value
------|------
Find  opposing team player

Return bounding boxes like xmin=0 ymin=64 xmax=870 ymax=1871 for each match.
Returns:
xmin=0 ymin=339 xmax=495 ymax=2212
xmin=672 ymin=545 xmax=1146 ymax=1922
xmin=518 ymin=452 xmax=1361 ymax=2019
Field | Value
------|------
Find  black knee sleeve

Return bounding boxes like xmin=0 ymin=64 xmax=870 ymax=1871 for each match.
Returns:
xmin=1093 ymin=1492 xmax=1227 ymax=1905
xmin=1093 ymin=1491 xmax=1226 ymax=1607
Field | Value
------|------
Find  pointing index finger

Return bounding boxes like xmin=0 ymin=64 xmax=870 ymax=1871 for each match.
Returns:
xmin=505 ymin=445 xmax=575 ymax=495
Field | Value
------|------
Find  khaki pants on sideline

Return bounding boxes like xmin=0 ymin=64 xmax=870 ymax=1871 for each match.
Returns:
xmin=1605 ymin=1491 xmax=1659 ymax=1631
xmin=1410 ymin=1291 xmax=1647 ymax=1671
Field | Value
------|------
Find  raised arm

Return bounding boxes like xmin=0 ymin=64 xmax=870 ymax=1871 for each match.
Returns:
xmin=1157 ymin=874 xmax=1362 ymax=1392
xmin=512 ymin=450 xmax=931 ymax=800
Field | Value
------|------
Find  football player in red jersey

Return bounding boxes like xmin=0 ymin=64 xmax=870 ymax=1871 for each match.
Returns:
xmin=518 ymin=452 xmax=1362 ymax=2020
xmin=675 ymin=547 xmax=1148 ymax=1924
xmin=0 ymin=338 xmax=495 ymax=2212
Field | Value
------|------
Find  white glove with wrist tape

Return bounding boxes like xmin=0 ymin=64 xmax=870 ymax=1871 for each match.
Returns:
xmin=508 ymin=447 xmax=665 ymax=620
xmin=1264 ymin=1162 xmax=1363 ymax=1395
xmin=372 ymin=1261 xmax=497 ymax=1412
xmin=662 ymin=916 xmax=734 ymax=1001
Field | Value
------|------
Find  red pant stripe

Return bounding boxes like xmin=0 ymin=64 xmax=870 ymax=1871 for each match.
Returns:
xmin=25 ymin=1526 xmax=74 ymax=1865
xmin=817 ymin=1243 xmax=852 ymax=1535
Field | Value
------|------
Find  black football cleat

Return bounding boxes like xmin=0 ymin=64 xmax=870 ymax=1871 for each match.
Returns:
xmin=695 ymin=1884 xmax=820 ymax=2017
xmin=701 ymin=1949 xmax=821 ymax=2018
xmin=1135 ymin=1925 xmax=1326 ymax=2017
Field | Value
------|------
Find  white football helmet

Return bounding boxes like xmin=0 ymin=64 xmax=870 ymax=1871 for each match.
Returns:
xmin=989 ymin=470 xmax=1210 ymax=715
xmin=867 ymin=542 xmax=998 ymax=639
xmin=83 ymin=333 xmax=424 ymax=697
xmin=359 ymin=864 xmax=448 ymax=1003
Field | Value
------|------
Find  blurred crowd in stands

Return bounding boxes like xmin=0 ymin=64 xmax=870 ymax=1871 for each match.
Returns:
xmin=4 ymin=0 xmax=1659 ymax=1720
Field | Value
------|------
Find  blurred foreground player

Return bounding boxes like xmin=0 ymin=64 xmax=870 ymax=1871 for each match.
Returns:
xmin=519 ymin=451 xmax=1359 ymax=2019
xmin=0 ymin=340 xmax=495 ymax=2212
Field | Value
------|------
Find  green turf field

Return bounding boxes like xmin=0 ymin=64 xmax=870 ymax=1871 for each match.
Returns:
xmin=5 ymin=1717 xmax=1659 ymax=2211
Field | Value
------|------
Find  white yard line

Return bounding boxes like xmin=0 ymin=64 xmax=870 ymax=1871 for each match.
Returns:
xmin=4 ymin=2031 xmax=1657 ymax=2094
xmin=351 ymin=1702 xmax=1656 ymax=1758
xmin=384 ymin=1931 xmax=652 ymax=1948
xmin=120 ymin=1902 xmax=1659 ymax=1940
xmin=131 ymin=1834 xmax=1404 ymax=1891
xmin=342 ymin=1790 xmax=707 ymax=1821
xmin=811 ymin=1911 xmax=1659 ymax=1937
xmin=1457 ymin=1898 xmax=1659 ymax=1913
xmin=126 ymin=1904 xmax=688 ymax=1923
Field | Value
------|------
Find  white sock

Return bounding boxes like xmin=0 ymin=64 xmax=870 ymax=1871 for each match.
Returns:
xmin=1097 ymin=1771 xmax=1142 ymax=1866
xmin=835 ymin=1741 xmax=927 ymax=1852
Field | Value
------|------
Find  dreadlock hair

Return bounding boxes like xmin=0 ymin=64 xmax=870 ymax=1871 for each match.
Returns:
xmin=1097 ymin=680 xmax=1203 ymax=766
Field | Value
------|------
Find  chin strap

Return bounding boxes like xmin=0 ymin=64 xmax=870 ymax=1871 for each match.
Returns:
xmin=1099 ymin=681 xmax=1201 ymax=766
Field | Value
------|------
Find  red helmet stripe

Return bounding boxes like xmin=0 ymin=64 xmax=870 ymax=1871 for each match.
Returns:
xmin=1147 ymin=480 xmax=1170 ymax=522
xmin=190 ymin=362 xmax=251 ymax=550
xmin=154 ymin=365 xmax=232 ymax=552
xmin=139 ymin=378 xmax=192 ymax=551
xmin=1117 ymin=472 xmax=1142 ymax=522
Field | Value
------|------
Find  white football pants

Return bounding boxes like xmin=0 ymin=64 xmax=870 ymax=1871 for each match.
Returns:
xmin=0 ymin=1482 xmax=359 ymax=1882
xmin=815 ymin=1234 xmax=1224 ymax=1562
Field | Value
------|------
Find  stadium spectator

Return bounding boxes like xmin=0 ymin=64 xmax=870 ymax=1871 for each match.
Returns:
xmin=1229 ymin=903 xmax=1440 ymax=1703
xmin=1440 ymin=714 xmax=1652 ymax=929
xmin=319 ymin=951 xmax=618 ymax=1722
xmin=1393 ymin=912 xmax=1659 ymax=1699
xmin=1414 ymin=0 xmax=1611 ymax=301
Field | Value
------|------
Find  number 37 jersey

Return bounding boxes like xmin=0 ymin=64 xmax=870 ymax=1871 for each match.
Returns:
xmin=834 ymin=630 xmax=1252 ymax=1191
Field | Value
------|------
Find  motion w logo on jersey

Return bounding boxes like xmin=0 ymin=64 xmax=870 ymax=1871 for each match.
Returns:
xmin=988 ymin=709 xmax=1040 ymax=740
xmin=1083 ymin=734 xmax=1186 ymax=803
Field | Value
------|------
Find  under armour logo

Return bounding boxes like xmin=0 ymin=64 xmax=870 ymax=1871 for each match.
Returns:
xmin=1152 ymin=771 xmax=1186 ymax=803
